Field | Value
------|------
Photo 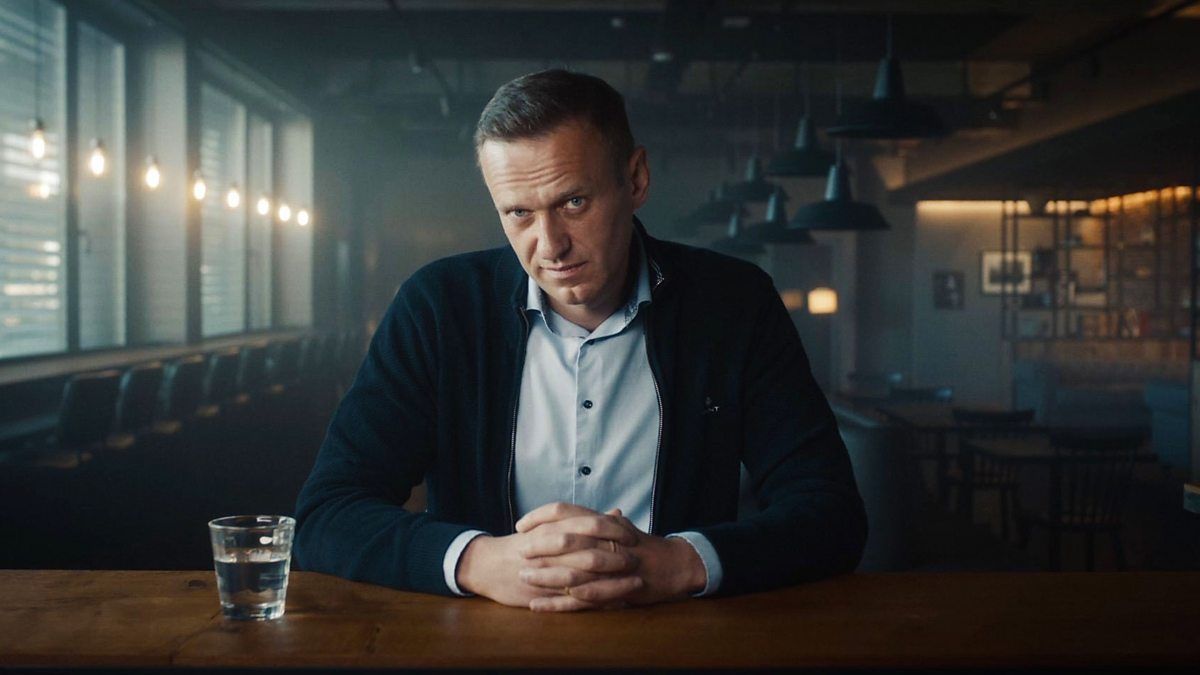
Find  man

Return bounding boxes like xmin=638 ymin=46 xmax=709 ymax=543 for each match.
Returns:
xmin=294 ymin=69 xmax=867 ymax=612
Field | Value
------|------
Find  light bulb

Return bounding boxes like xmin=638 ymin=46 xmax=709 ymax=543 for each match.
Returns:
xmin=88 ymin=139 xmax=107 ymax=177
xmin=807 ymin=287 xmax=838 ymax=315
xmin=29 ymin=181 xmax=51 ymax=200
xmin=278 ymin=203 xmax=292 ymax=222
xmin=225 ymin=184 xmax=241 ymax=209
xmin=143 ymin=156 xmax=161 ymax=190
xmin=256 ymin=196 xmax=271 ymax=216
xmin=29 ymin=119 xmax=46 ymax=159
xmin=192 ymin=172 xmax=207 ymax=201
xmin=297 ymin=209 xmax=310 ymax=227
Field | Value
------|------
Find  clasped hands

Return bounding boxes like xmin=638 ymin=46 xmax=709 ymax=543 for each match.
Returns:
xmin=455 ymin=502 xmax=706 ymax=612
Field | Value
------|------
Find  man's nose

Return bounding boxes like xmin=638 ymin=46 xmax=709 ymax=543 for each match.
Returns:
xmin=534 ymin=214 xmax=571 ymax=261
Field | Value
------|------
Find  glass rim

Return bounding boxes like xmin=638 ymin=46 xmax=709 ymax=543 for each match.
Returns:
xmin=208 ymin=514 xmax=296 ymax=531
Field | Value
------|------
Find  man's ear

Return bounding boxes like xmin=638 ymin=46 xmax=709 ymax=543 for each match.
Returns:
xmin=628 ymin=146 xmax=650 ymax=210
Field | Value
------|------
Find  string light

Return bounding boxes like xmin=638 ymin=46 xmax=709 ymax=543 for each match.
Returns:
xmin=277 ymin=203 xmax=292 ymax=222
xmin=191 ymin=171 xmax=207 ymax=201
xmin=28 ymin=181 xmax=51 ymax=200
xmin=143 ymin=156 xmax=161 ymax=190
xmin=256 ymin=196 xmax=271 ymax=216
xmin=87 ymin=139 xmax=107 ymax=177
xmin=296 ymin=208 xmax=310 ymax=227
xmin=225 ymin=183 xmax=241 ymax=209
xmin=29 ymin=119 xmax=46 ymax=159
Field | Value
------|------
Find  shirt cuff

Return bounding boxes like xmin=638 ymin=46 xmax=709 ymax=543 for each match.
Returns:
xmin=666 ymin=531 xmax=723 ymax=597
xmin=443 ymin=529 xmax=488 ymax=596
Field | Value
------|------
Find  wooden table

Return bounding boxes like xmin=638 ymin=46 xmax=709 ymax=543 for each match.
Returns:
xmin=2 ymin=570 xmax=1199 ymax=670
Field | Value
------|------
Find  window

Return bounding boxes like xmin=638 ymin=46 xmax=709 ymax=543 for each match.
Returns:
xmin=0 ymin=0 xmax=67 ymax=359
xmin=247 ymin=114 xmax=272 ymax=330
xmin=76 ymin=22 xmax=125 ymax=350
xmin=199 ymin=83 xmax=246 ymax=337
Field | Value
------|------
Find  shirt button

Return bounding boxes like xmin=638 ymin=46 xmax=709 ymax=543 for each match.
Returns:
xmin=582 ymin=400 xmax=594 ymax=409
xmin=579 ymin=466 xmax=592 ymax=476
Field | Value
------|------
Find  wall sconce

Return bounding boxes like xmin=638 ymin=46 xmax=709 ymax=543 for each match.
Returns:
xmin=808 ymin=287 xmax=838 ymax=315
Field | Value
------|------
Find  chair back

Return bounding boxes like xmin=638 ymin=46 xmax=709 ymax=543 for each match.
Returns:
xmin=203 ymin=349 xmax=241 ymax=404
xmin=158 ymin=355 xmax=205 ymax=420
xmin=266 ymin=340 xmax=301 ymax=386
xmin=114 ymin=362 xmax=164 ymax=433
xmin=236 ymin=345 xmax=268 ymax=395
xmin=1050 ymin=429 xmax=1146 ymax=527
xmin=56 ymin=370 xmax=122 ymax=448
xmin=889 ymin=385 xmax=954 ymax=403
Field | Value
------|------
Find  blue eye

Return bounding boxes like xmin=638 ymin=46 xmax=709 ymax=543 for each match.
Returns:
xmin=511 ymin=209 xmax=528 ymax=218
xmin=567 ymin=197 xmax=585 ymax=208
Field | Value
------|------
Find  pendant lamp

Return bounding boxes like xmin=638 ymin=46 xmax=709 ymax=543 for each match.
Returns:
xmin=746 ymin=187 xmax=814 ymax=244
xmin=672 ymin=183 xmax=746 ymax=233
xmin=767 ymin=64 xmax=833 ymax=177
xmin=710 ymin=208 xmax=764 ymax=256
xmin=726 ymin=156 xmax=780 ymax=203
xmin=788 ymin=145 xmax=890 ymax=232
xmin=825 ymin=15 xmax=947 ymax=140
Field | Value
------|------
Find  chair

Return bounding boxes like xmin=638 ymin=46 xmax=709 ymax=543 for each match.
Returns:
xmin=266 ymin=340 xmax=301 ymax=393
xmin=946 ymin=408 xmax=1035 ymax=540
xmin=199 ymin=349 xmax=241 ymax=418
xmin=1017 ymin=428 xmax=1146 ymax=571
xmin=53 ymin=370 xmax=123 ymax=462
xmin=889 ymin=385 xmax=954 ymax=403
xmin=156 ymin=355 xmax=206 ymax=432
xmin=235 ymin=344 xmax=269 ymax=404
xmin=108 ymin=362 xmax=165 ymax=451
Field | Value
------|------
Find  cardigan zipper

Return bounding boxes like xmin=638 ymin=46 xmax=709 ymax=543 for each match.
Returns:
xmin=643 ymin=264 xmax=668 ymax=536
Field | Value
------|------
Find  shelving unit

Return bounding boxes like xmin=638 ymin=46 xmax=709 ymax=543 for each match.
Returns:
xmin=999 ymin=188 xmax=1196 ymax=351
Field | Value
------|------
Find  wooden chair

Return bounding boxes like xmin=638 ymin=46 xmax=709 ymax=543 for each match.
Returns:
xmin=1017 ymin=428 xmax=1146 ymax=571
xmin=946 ymin=408 xmax=1035 ymax=540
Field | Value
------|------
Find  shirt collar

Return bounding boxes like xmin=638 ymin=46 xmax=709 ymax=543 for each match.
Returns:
xmin=526 ymin=231 xmax=652 ymax=337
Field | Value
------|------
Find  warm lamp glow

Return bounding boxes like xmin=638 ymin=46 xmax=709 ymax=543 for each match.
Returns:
xmin=808 ymin=287 xmax=838 ymax=315
xmin=29 ymin=119 xmax=46 ymax=159
xmin=87 ymin=139 xmax=107 ymax=176
xmin=779 ymin=289 xmax=805 ymax=312
xmin=28 ymin=181 xmax=51 ymax=200
xmin=278 ymin=203 xmax=292 ymax=222
xmin=256 ymin=196 xmax=271 ymax=216
xmin=225 ymin=184 xmax=241 ymax=209
xmin=143 ymin=157 xmax=161 ymax=190
xmin=192 ymin=172 xmax=207 ymax=201
xmin=296 ymin=209 xmax=310 ymax=227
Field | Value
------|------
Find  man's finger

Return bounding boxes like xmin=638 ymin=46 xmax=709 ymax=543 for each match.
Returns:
xmin=528 ymin=595 xmax=594 ymax=613
xmin=518 ymin=519 xmax=638 ymax=557
xmin=516 ymin=502 xmax=602 ymax=533
xmin=525 ymin=547 xmax=639 ymax=574
xmin=527 ymin=576 xmax=642 ymax=612
xmin=519 ymin=565 xmax=607 ymax=589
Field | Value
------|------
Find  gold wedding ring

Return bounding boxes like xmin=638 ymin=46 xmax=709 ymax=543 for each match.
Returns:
xmin=563 ymin=586 xmax=572 ymax=597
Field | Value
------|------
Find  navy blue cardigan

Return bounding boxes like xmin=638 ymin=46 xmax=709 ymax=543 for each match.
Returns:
xmin=294 ymin=222 xmax=867 ymax=597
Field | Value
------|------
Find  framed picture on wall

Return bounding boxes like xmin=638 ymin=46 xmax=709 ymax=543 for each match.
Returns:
xmin=980 ymin=251 xmax=1032 ymax=295
xmin=933 ymin=271 xmax=965 ymax=310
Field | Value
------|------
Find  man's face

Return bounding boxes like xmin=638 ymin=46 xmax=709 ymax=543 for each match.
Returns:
xmin=478 ymin=120 xmax=649 ymax=329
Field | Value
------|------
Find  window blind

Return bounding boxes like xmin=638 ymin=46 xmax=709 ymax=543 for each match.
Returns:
xmin=0 ymin=0 xmax=66 ymax=359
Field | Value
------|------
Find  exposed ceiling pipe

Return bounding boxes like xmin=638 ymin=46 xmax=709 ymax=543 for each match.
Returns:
xmin=985 ymin=0 xmax=1200 ymax=105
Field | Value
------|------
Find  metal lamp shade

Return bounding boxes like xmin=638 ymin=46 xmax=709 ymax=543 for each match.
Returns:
xmin=726 ymin=156 xmax=780 ymax=203
xmin=746 ymin=188 xmax=815 ymax=244
xmin=826 ymin=58 xmax=947 ymax=140
xmin=766 ymin=117 xmax=834 ymax=177
xmin=710 ymin=209 xmax=765 ymax=255
xmin=787 ymin=163 xmax=890 ymax=231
